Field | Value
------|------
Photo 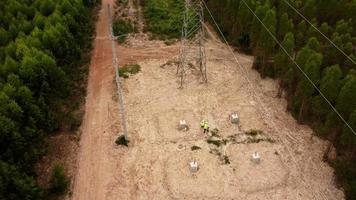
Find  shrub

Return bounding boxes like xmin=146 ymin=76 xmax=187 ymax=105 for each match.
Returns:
xmin=49 ymin=163 xmax=69 ymax=195
xmin=113 ymin=19 xmax=135 ymax=43
xmin=115 ymin=135 xmax=129 ymax=146
xmin=118 ymin=64 xmax=141 ymax=78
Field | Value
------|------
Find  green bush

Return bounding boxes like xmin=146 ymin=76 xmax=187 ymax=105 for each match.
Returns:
xmin=49 ymin=163 xmax=69 ymax=195
xmin=118 ymin=64 xmax=141 ymax=78
xmin=113 ymin=19 xmax=135 ymax=43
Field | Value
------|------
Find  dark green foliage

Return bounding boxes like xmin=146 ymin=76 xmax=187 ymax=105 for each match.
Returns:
xmin=49 ymin=163 xmax=69 ymax=195
xmin=332 ymin=160 xmax=356 ymax=200
xmin=113 ymin=19 xmax=135 ymax=43
xmin=206 ymin=0 xmax=356 ymax=198
xmin=0 ymin=0 xmax=100 ymax=198
xmin=0 ymin=161 xmax=44 ymax=199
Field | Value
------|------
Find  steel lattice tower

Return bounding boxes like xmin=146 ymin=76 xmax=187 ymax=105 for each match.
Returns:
xmin=178 ymin=0 xmax=207 ymax=88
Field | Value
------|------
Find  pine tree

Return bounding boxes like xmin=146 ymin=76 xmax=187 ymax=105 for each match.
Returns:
xmin=250 ymin=3 xmax=269 ymax=48
xmin=312 ymin=65 xmax=342 ymax=117
xmin=256 ymin=8 xmax=277 ymax=72
xmin=341 ymin=110 xmax=356 ymax=147
xmin=277 ymin=13 xmax=293 ymax=41
xmin=335 ymin=76 xmax=356 ymax=120
xmin=296 ymin=52 xmax=322 ymax=121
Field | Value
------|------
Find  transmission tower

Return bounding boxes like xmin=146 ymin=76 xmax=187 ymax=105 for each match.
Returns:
xmin=178 ymin=0 xmax=207 ymax=88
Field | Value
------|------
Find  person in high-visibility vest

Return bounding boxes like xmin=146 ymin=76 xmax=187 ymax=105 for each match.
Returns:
xmin=203 ymin=121 xmax=209 ymax=133
xmin=200 ymin=119 xmax=206 ymax=128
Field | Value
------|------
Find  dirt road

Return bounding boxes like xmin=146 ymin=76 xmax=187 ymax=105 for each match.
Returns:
xmin=72 ymin=0 xmax=344 ymax=199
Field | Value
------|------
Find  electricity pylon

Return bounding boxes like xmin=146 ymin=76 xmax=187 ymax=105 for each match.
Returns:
xmin=177 ymin=0 xmax=207 ymax=88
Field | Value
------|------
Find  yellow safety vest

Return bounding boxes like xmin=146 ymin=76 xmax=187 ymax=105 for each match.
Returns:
xmin=200 ymin=120 xmax=206 ymax=127
xmin=204 ymin=123 xmax=209 ymax=129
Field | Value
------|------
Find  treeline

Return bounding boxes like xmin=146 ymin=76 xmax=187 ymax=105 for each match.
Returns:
xmin=206 ymin=0 xmax=356 ymax=198
xmin=0 ymin=0 xmax=99 ymax=199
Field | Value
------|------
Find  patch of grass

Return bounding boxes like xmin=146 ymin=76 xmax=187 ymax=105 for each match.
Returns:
xmin=115 ymin=135 xmax=129 ymax=146
xmin=49 ymin=163 xmax=69 ymax=195
xmin=191 ymin=145 xmax=201 ymax=151
xmin=118 ymin=64 xmax=141 ymax=78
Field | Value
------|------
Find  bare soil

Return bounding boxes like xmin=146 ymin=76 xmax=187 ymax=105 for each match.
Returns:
xmin=71 ymin=0 xmax=345 ymax=199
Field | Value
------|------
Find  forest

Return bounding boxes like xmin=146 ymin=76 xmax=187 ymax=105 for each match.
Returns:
xmin=0 ymin=0 xmax=99 ymax=199
xmin=205 ymin=0 xmax=356 ymax=199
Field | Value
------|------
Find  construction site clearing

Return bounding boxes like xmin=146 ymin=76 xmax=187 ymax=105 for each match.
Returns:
xmin=106 ymin=37 xmax=344 ymax=199
xmin=71 ymin=1 xmax=345 ymax=199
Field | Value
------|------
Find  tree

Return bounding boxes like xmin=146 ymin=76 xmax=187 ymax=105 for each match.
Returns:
xmin=256 ymin=8 xmax=277 ymax=71
xmin=0 ymin=161 xmax=44 ymax=200
xmin=0 ymin=28 xmax=9 ymax=46
xmin=237 ymin=0 xmax=256 ymax=34
xmin=277 ymin=13 xmax=293 ymax=41
xmin=296 ymin=52 xmax=322 ymax=121
xmin=341 ymin=110 xmax=356 ymax=148
xmin=312 ymin=65 xmax=342 ymax=118
xmin=275 ymin=32 xmax=295 ymax=76
xmin=250 ymin=3 xmax=269 ymax=48
xmin=49 ymin=163 xmax=69 ymax=194
xmin=335 ymin=76 xmax=356 ymax=120
xmin=295 ymin=20 xmax=307 ymax=49
xmin=301 ymin=0 xmax=317 ymax=19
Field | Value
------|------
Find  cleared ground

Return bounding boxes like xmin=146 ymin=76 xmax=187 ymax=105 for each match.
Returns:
xmin=71 ymin=0 xmax=344 ymax=199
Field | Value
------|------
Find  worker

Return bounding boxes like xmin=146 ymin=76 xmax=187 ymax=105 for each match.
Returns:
xmin=203 ymin=121 xmax=209 ymax=133
xmin=200 ymin=119 xmax=207 ymax=128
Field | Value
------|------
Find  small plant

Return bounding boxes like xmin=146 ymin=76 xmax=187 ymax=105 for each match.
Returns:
xmin=115 ymin=135 xmax=129 ymax=146
xmin=222 ymin=155 xmax=230 ymax=164
xmin=49 ymin=163 xmax=69 ymax=195
xmin=118 ymin=64 xmax=141 ymax=78
xmin=191 ymin=145 xmax=201 ymax=151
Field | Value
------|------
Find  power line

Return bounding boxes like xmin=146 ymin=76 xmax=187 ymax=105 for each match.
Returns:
xmin=282 ymin=0 xmax=356 ymax=66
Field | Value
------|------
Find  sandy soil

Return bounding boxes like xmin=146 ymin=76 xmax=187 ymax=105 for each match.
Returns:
xmin=71 ymin=0 xmax=345 ymax=199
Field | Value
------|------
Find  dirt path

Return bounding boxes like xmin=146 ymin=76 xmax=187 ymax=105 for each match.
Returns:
xmin=72 ymin=0 xmax=344 ymax=199
xmin=71 ymin=0 xmax=119 ymax=199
